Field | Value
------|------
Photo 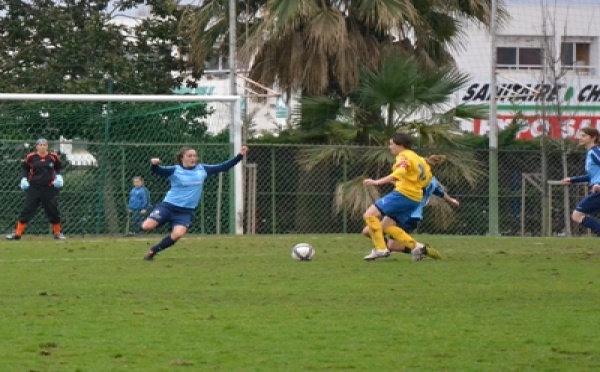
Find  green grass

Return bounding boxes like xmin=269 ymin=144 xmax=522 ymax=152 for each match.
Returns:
xmin=1 ymin=234 xmax=599 ymax=371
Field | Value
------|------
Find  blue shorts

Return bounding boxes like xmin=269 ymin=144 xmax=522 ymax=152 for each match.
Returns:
xmin=374 ymin=191 xmax=420 ymax=226
xmin=575 ymin=192 xmax=600 ymax=214
xmin=148 ymin=202 xmax=195 ymax=229
xmin=397 ymin=218 xmax=420 ymax=233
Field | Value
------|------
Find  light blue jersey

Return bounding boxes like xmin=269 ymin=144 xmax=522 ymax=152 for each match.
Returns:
xmin=570 ymin=146 xmax=600 ymax=186
xmin=152 ymin=154 xmax=243 ymax=209
xmin=408 ymin=177 xmax=446 ymax=221
xmin=585 ymin=147 xmax=600 ymax=186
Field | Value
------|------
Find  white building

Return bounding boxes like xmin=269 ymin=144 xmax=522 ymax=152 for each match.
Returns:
xmin=112 ymin=2 xmax=600 ymax=139
xmin=452 ymin=1 xmax=600 ymax=139
xmin=110 ymin=14 xmax=288 ymax=136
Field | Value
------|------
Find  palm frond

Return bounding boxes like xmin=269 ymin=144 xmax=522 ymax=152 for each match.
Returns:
xmin=424 ymin=195 xmax=456 ymax=230
xmin=448 ymin=103 xmax=489 ymax=121
xmin=179 ymin=0 xmax=228 ymax=72
xmin=334 ymin=176 xmax=381 ymax=217
xmin=361 ymin=147 xmax=395 ymax=177
xmin=426 ymin=149 xmax=485 ymax=188
xmin=268 ymin=0 xmax=319 ymax=30
xmin=294 ymin=96 xmax=345 ymax=129
xmin=298 ymin=146 xmax=357 ymax=171
xmin=354 ymin=0 xmax=421 ymax=33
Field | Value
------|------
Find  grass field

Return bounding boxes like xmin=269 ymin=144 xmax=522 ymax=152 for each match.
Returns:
xmin=1 ymin=234 xmax=599 ymax=371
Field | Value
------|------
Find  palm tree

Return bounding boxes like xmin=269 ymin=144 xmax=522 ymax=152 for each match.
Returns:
xmin=295 ymin=55 xmax=488 ymax=227
xmin=181 ymin=0 xmax=505 ymax=97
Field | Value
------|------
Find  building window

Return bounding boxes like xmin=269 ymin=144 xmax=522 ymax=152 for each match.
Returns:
xmin=205 ymin=54 xmax=230 ymax=72
xmin=561 ymin=40 xmax=593 ymax=75
xmin=497 ymin=47 xmax=544 ymax=70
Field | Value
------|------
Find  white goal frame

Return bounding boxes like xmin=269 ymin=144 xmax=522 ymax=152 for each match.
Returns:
xmin=0 ymin=93 xmax=244 ymax=235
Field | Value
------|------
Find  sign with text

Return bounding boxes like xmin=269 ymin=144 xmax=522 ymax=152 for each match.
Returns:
xmin=470 ymin=115 xmax=600 ymax=139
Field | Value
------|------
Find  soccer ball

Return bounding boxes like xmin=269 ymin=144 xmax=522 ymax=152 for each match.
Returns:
xmin=291 ymin=243 xmax=315 ymax=261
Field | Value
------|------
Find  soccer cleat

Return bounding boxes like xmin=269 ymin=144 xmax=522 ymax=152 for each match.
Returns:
xmin=54 ymin=233 xmax=66 ymax=240
xmin=143 ymin=250 xmax=156 ymax=261
xmin=364 ymin=248 xmax=391 ymax=261
xmin=412 ymin=246 xmax=425 ymax=262
xmin=6 ymin=233 xmax=21 ymax=240
xmin=424 ymin=244 xmax=442 ymax=260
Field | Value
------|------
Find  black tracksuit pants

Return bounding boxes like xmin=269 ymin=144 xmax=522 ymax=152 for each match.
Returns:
xmin=19 ymin=185 xmax=60 ymax=224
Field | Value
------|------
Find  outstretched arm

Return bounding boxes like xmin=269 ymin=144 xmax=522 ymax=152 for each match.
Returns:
xmin=204 ymin=146 xmax=248 ymax=175
xmin=150 ymin=158 xmax=176 ymax=177
xmin=443 ymin=193 xmax=460 ymax=207
xmin=562 ymin=175 xmax=589 ymax=184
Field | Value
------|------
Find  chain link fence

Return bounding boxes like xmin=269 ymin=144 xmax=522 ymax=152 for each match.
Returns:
xmin=244 ymin=145 xmax=590 ymax=237
xmin=0 ymin=139 xmax=592 ymax=237
xmin=0 ymin=141 xmax=235 ymax=236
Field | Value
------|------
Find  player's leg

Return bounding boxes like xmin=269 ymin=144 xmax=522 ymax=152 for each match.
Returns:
xmin=572 ymin=193 xmax=600 ymax=235
xmin=371 ymin=193 xmax=421 ymax=260
xmin=361 ymin=225 xmax=370 ymax=237
xmin=141 ymin=203 xmax=168 ymax=232
xmin=383 ymin=225 xmax=417 ymax=251
xmin=7 ymin=188 xmax=41 ymax=239
xmin=417 ymin=243 xmax=442 ymax=260
xmin=40 ymin=187 xmax=64 ymax=239
xmin=398 ymin=218 xmax=442 ymax=260
xmin=363 ymin=204 xmax=385 ymax=248
xmin=362 ymin=219 xmax=397 ymax=257
xmin=382 ymin=215 xmax=440 ymax=261
xmin=144 ymin=225 xmax=188 ymax=261
xmin=144 ymin=205 xmax=193 ymax=261
xmin=383 ymin=217 xmax=412 ymax=254
xmin=363 ymin=204 xmax=390 ymax=260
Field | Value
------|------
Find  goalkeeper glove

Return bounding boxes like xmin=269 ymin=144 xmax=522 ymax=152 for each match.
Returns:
xmin=54 ymin=175 xmax=63 ymax=188
xmin=20 ymin=177 xmax=29 ymax=190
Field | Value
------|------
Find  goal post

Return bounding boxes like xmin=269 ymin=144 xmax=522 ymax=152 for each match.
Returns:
xmin=0 ymin=93 xmax=244 ymax=235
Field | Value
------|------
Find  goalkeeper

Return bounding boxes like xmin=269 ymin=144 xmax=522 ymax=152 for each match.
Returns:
xmin=6 ymin=138 xmax=65 ymax=240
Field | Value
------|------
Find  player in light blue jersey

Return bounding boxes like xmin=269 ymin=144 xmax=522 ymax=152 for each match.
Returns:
xmin=362 ymin=176 xmax=459 ymax=257
xmin=142 ymin=145 xmax=248 ymax=260
xmin=561 ymin=127 xmax=600 ymax=235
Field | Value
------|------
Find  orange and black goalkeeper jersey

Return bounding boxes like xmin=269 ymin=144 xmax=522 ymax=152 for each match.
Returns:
xmin=21 ymin=151 xmax=62 ymax=186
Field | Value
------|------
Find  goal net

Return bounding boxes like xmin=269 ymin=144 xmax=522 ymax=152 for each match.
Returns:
xmin=0 ymin=94 xmax=243 ymax=236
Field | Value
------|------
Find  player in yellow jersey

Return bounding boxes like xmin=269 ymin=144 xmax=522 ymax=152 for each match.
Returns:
xmin=361 ymin=156 xmax=453 ymax=261
xmin=362 ymin=133 xmax=441 ymax=261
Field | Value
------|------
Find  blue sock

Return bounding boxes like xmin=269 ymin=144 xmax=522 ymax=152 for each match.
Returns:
xmin=581 ymin=216 xmax=600 ymax=235
xmin=151 ymin=235 xmax=176 ymax=253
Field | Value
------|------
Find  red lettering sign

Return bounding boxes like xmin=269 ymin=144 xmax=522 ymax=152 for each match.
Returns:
xmin=471 ymin=116 xmax=600 ymax=139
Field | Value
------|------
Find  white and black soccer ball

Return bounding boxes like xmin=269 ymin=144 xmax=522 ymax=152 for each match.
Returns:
xmin=291 ymin=243 xmax=315 ymax=261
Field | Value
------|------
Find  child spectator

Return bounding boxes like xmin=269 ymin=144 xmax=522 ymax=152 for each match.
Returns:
xmin=128 ymin=176 xmax=151 ymax=235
